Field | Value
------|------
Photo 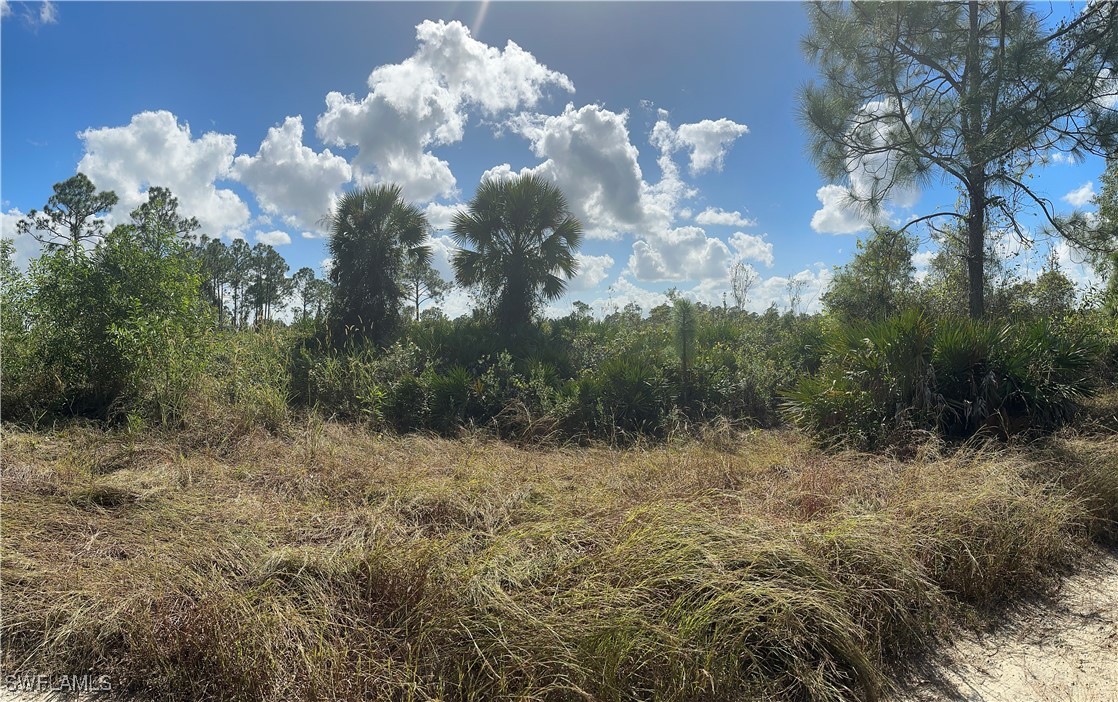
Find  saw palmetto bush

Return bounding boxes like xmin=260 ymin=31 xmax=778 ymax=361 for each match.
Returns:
xmin=425 ymin=365 xmax=478 ymax=434
xmin=785 ymin=311 xmax=1099 ymax=449
xmin=593 ymin=353 xmax=671 ymax=437
xmin=784 ymin=311 xmax=937 ymax=448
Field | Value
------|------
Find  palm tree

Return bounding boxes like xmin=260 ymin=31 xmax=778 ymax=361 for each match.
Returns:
xmin=326 ymin=184 xmax=429 ymax=345
xmin=451 ymin=174 xmax=582 ymax=332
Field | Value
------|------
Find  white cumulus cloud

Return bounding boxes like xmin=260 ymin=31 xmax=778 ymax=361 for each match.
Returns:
xmin=590 ymin=275 xmax=670 ymax=317
xmin=1 ymin=207 xmax=41 ymax=269
xmin=912 ymin=249 xmax=936 ymax=283
xmin=424 ymin=202 xmax=465 ymax=231
xmin=628 ymin=226 xmax=731 ymax=282
xmin=255 ymin=230 xmax=292 ymax=246
xmin=425 ymin=233 xmax=458 ymax=280
xmin=315 ymin=19 xmax=573 ymax=203
xmin=811 ymin=100 xmax=920 ymax=235
xmin=587 ymin=264 xmax=832 ymax=317
xmin=77 ymin=110 xmax=250 ymax=238
xmin=507 ymin=104 xmax=645 ymax=237
xmin=568 ymin=253 xmax=614 ymax=291
xmin=811 ymin=184 xmax=871 ymax=235
xmin=232 ymin=116 xmax=352 ymax=234
xmin=651 ymin=118 xmax=750 ymax=176
xmin=737 ymin=266 xmax=831 ymax=314
xmin=1063 ymin=181 xmax=1096 ymax=208
xmin=695 ymin=207 xmax=756 ymax=228
xmin=1052 ymin=240 xmax=1104 ymax=292
xmin=728 ymin=231 xmax=774 ymax=268
xmin=490 ymin=108 xmax=759 ymax=288
xmin=1047 ymin=151 xmax=1077 ymax=165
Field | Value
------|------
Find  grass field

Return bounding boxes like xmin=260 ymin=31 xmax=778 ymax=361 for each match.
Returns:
xmin=2 ymin=407 xmax=1116 ymax=701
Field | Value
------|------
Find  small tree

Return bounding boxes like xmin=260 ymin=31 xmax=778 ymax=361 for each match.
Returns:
xmin=1095 ymin=159 xmax=1118 ymax=315
xmin=227 ymin=238 xmax=253 ymax=330
xmin=327 ymin=184 xmax=429 ymax=346
xmin=729 ymin=260 xmax=759 ymax=311
xmin=0 ymin=240 xmax=32 ymax=416
xmin=919 ymin=223 xmax=1018 ymax=318
xmin=306 ymin=278 xmax=334 ymax=321
xmin=786 ymin=276 xmax=808 ymax=315
xmin=128 ymin=186 xmax=199 ymax=252
xmin=673 ymin=297 xmax=698 ymax=412
xmin=16 ymin=173 xmax=118 ymax=262
xmin=1029 ymin=253 xmax=1078 ymax=319
xmin=13 ymin=182 xmax=207 ymax=420
xmin=403 ymin=253 xmax=452 ymax=321
xmin=823 ymin=227 xmax=917 ymax=321
xmin=196 ymin=237 xmax=232 ymax=328
xmin=245 ymin=243 xmax=292 ymax=325
xmin=291 ymin=267 xmax=317 ymax=321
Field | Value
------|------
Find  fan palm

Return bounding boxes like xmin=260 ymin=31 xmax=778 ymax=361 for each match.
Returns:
xmin=326 ymin=184 xmax=429 ymax=345
xmin=451 ymin=174 xmax=582 ymax=332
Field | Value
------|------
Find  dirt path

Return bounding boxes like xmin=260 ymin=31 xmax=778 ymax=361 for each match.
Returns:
xmin=898 ymin=547 xmax=1118 ymax=702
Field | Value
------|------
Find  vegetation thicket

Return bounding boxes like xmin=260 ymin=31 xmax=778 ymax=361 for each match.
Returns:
xmin=3 ymin=162 xmax=1117 ymax=444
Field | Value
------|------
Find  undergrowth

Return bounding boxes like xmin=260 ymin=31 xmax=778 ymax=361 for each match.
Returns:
xmin=2 ymin=419 xmax=1116 ymax=701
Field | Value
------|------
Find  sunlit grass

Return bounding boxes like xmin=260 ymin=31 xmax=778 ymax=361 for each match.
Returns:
xmin=2 ymin=417 xmax=1115 ymax=701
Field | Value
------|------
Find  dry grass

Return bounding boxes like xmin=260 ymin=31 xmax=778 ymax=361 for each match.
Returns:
xmin=1 ymin=418 xmax=1116 ymax=701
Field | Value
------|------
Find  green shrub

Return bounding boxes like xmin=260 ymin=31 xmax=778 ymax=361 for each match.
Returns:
xmin=594 ymin=354 xmax=669 ymax=437
xmin=785 ymin=311 xmax=1099 ymax=448
xmin=196 ymin=329 xmax=293 ymax=433
xmin=4 ymin=226 xmax=208 ymax=425
xmin=383 ymin=375 xmax=428 ymax=433
xmin=426 ymin=366 xmax=475 ymax=434
xmin=294 ymin=340 xmax=427 ymax=425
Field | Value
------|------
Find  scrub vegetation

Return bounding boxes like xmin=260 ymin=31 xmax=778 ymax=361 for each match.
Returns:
xmin=3 ymin=2 xmax=1118 ymax=700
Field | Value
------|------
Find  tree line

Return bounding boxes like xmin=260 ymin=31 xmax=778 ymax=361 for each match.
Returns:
xmin=3 ymin=0 xmax=1117 ymax=443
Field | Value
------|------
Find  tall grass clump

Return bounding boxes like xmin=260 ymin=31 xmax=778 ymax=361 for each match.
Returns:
xmin=186 ymin=327 xmax=294 ymax=437
xmin=784 ymin=310 xmax=1099 ymax=449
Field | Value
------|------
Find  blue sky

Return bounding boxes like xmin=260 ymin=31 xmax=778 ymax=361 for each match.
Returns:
xmin=1 ymin=1 xmax=1109 ymax=316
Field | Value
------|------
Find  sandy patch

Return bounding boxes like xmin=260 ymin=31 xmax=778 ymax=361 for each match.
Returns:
xmin=898 ymin=547 xmax=1118 ymax=702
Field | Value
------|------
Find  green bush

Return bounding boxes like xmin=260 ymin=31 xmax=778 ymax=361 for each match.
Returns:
xmin=785 ymin=311 xmax=1099 ymax=448
xmin=383 ymin=375 xmax=428 ymax=433
xmin=594 ymin=354 xmax=669 ymax=437
xmin=196 ymin=328 xmax=293 ymax=433
xmin=3 ymin=226 xmax=208 ymax=425
xmin=295 ymin=340 xmax=427 ymax=425
xmin=426 ymin=365 xmax=475 ymax=434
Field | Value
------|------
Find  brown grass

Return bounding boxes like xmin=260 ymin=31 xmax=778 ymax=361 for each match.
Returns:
xmin=1 ymin=419 xmax=1115 ymax=701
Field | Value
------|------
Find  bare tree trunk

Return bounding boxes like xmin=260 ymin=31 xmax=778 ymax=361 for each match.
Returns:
xmin=967 ymin=178 xmax=986 ymax=319
xmin=965 ymin=1 xmax=986 ymax=319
